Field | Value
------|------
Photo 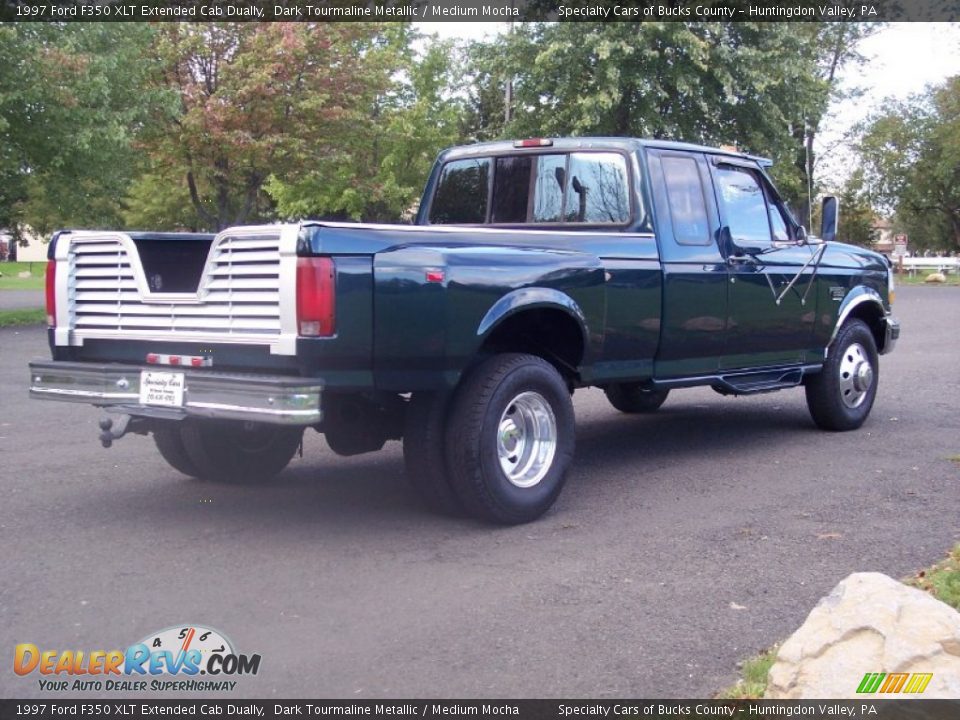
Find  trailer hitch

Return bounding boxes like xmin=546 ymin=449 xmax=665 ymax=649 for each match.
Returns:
xmin=98 ymin=414 xmax=150 ymax=448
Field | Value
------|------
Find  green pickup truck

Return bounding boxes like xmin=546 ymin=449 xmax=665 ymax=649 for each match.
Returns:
xmin=30 ymin=137 xmax=899 ymax=524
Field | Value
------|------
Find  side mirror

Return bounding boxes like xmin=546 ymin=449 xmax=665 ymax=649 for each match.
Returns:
xmin=821 ymin=196 xmax=839 ymax=243
xmin=796 ymin=225 xmax=808 ymax=244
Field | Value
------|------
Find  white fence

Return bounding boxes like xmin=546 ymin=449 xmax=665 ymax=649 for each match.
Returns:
xmin=899 ymin=257 xmax=958 ymax=275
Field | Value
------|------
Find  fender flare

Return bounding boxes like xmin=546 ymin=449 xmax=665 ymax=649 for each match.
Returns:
xmin=476 ymin=287 xmax=590 ymax=351
xmin=829 ymin=285 xmax=885 ymax=347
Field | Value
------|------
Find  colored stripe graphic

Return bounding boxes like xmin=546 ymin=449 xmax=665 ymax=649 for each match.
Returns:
xmin=857 ymin=672 xmax=933 ymax=694
xmin=903 ymin=673 xmax=933 ymax=693
xmin=857 ymin=673 xmax=885 ymax=693
xmin=880 ymin=673 xmax=909 ymax=693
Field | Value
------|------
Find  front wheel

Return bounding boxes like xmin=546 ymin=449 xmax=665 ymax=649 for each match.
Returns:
xmin=166 ymin=420 xmax=303 ymax=483
xmin=445 ymin=353 xmax=575 ymax=525
xmin=805 ymin=319 xmax=879 ymax=431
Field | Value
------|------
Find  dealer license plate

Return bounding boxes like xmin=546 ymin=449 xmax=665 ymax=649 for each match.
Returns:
xmin=139 ymin=371 xmax=185 ymax=407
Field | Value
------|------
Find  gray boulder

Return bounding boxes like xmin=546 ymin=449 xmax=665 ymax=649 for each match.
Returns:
xmin=766 ymin=572 xmax=960 ymax=698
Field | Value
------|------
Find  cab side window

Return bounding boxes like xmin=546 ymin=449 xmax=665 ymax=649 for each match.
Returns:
xmin=429 ymin=158 xmax=490 ymax=224
xmin=429 ymin=152 xmax=634 ymax=226
xmin=714 ymin=164 xmax=795 ymax=245
xmin=714 ymin=166 xmax=771 ymax=246
xmin=662 ymin=156 xmax=710 ymax=246
xmin=565 ymin=152 xmax=631 ymax=224
xmin=768 ymin=197 xmax=791 ymax=242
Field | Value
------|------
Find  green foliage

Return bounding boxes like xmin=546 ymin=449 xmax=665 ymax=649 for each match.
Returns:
xmin=143 ymin=24 xmax=384 ymax=229
xmin=717 ymin=645 xmax=779 ymax=699
xmin=1 ymin=20 xmax=882 ymax=235
xmin=265 ymin=30 xmax=465 ymax=222
xmin=859 ymin=76 xmax=960 ymax=251
xmin=0 ymin=24 xmax=160 ymax=239
xmin=835 ymin=170 xmax=878 ymax=247
xmin=461 ymin=22 xmax=861 ymax=213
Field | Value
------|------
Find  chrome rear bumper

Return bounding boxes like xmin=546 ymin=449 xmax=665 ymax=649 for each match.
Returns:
xmin=29 ymin=361 xmax=322 ymax=426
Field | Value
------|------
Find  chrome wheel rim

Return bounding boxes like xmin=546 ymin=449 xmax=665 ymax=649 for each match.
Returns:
xmin=839 ymin=342 xmax=873 ymax=409
xmin=496 ymin=391 xmax=557 ymax=488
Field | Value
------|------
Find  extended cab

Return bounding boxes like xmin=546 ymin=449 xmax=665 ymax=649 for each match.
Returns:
xmin=30 ymin=138 xmax=899 ymax=524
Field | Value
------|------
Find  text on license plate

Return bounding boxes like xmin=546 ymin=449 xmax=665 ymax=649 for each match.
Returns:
xmin=139 ymin=371 xmax=185 ymax=407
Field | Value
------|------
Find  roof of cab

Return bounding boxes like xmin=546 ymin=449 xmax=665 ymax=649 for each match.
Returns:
xmin=440 ymin=137 xmax=773 ymax=167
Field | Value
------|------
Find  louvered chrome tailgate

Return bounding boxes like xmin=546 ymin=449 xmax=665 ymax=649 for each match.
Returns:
xmin=51 ymin=225 xmax=299 ymax=355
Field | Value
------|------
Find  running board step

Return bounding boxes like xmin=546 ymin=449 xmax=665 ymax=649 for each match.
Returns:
xmin=712 ymin=368 xmax=804 ymax=396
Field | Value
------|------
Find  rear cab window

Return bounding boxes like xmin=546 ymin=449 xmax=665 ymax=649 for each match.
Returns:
xmin=429 ymin=151 xmax=635 ymax=227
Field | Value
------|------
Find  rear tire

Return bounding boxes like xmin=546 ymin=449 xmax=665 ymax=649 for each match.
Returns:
xmin=806 ymin=319 xmax=879 ymax=431
xmin=403 ymin=392 xmax=465 ymax=516
xmin=177 ymin=420 xmax=303 ymax=483
xmin=445 ymin=353 xmax=575 ymax=525
xmin=604 ymin=383 xmax=669 ymax=413
xmin=153 ymin=423 xmax=201 ymax=478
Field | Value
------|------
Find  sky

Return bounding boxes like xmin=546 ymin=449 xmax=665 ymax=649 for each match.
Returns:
xmin=414 ymin=21 xmax=960 ymax=187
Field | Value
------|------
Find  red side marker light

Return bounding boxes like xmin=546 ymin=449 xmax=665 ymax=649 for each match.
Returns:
xmin=146 ymin=353 xmax=159 ymax=364
xmin=168 ymin=356 xmax=181 ymax=366
xmin=425 ymin=269 xmax=445 ymax=283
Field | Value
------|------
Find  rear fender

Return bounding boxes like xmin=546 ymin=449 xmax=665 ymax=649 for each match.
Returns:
xmin=477 ymin=287 xmax=588 ymax=339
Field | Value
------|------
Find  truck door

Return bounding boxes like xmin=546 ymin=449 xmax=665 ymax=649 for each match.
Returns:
xmin=708 ymin=160 xmax=818 ymax=370
xmin=647 ymin=149 xmax=728 ymax=377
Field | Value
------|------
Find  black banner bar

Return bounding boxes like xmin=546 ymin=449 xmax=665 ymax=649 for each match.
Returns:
xmin=4 ymin=700 xmax=960 ymax=720
xmin=2 ymin=0 xmax=960 ymax=23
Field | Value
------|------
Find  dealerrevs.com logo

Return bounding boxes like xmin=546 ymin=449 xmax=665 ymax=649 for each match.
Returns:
xmin=14 ymin=625 xmax=261 ymax=692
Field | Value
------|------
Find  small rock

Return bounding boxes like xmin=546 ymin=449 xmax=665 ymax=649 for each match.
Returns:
xmin=766 ymin=572 xmax=960 ymax=698
xmin=925 ymin=272 xmax=946 ymax=283
xmin=17 ymin=270 xmax=31 ymax=278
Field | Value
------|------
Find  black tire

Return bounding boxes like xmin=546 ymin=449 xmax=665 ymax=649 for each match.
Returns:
xmin=445 ymin=353 xmax=575 ymax=525
xmin=403 ymin=392 xmax=465 ymax=516
xmin=153 ymin=423 xmax=201 ymax=478
xmin=806 ymin=319 xmax=879 ymax=431
xmin=178 ymin=420 xmax=303 ymax=483
xmin=603 ymin=383 xmax=669 ymax=413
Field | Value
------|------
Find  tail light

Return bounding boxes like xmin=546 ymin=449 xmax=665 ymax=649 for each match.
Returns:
xmin=45 ymin=259 xmax=56 ymax=327
xmin=296 ymin=257 xmax=336 ymax=337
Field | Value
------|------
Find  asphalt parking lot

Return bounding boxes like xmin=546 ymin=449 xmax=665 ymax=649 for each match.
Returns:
xmin=2 ymin=285 xmax=958 ymax=699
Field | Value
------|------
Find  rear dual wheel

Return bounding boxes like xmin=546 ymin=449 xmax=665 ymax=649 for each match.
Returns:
xmin=154 ymin=420 xmax=303 ymax=483
xmin=440 ymin=353 xmax=575 ymax=525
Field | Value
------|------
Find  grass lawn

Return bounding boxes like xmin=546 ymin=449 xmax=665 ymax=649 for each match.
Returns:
xmin=0 ymin=308 xmax=46 ymax=327
xmin=0 ymin=261 xmax=45 ymax=290
xmin=907 ymin=543 xmax=960 ymax=612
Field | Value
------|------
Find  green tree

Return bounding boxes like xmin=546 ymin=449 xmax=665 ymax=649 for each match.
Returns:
xmin=0 ymin=23 xmax=158 ymax=240
xmin=461 ymin=21 xmax=875 ymax=217
xmin=140 ymin=22 xmax=401 ymax=231
xmin=266 ymin=29 xmax=465 ymax=222
xmin=858 ymin=76 xmax=960 ymax=251
xmin=835 ymin=169 xmax=878 ymax=248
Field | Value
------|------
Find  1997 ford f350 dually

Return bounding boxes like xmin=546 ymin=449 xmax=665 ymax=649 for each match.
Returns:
xmin=29 ymin=138 xmax=899 ymax=524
